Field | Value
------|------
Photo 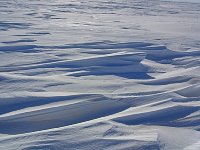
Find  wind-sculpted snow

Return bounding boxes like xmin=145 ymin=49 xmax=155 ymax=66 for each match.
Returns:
xmin=0 ymin=0 xmax=200 ymax=150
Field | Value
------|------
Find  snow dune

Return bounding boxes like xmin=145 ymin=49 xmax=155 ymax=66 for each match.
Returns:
xmin=0 ymin=0 xmax=200 ymax=149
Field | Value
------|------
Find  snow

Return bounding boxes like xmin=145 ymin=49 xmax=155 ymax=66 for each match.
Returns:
xmin=0 ymin=0 xmax=200 ymax=149
xmin=161 ymin=0 xmax=200 ymax=3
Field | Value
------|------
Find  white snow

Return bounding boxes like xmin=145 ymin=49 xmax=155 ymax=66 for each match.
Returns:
xmin=0 ymin=0 xmax=200 ymax=149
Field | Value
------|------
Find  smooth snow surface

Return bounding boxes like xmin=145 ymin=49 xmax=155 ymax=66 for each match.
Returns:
xmin=161 ymin=0 xmax=200 ymax=3
xmin=0 ymin=0 xmax=200 ymax=150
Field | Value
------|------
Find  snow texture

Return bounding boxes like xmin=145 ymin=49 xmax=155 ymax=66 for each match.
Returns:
xmin=0 ymin=0 xmax=200 ymax=150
